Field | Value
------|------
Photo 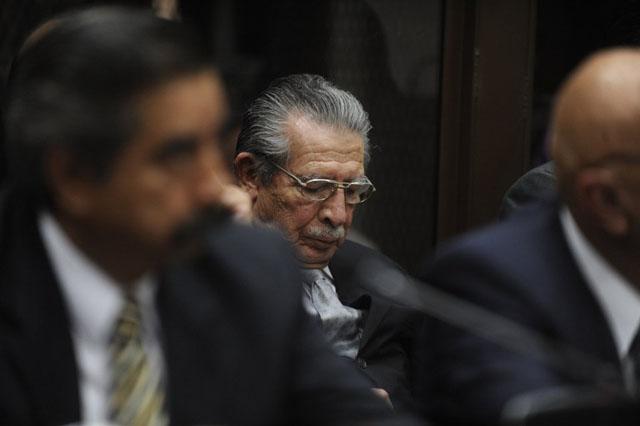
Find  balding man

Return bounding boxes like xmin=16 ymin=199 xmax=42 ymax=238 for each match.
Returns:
xmin=416 ymin=49 xmax=640 ymax=425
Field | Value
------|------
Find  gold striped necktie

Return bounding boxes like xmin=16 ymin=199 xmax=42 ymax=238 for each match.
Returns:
xmin=109 ymin=295 xmax=168 ymax=426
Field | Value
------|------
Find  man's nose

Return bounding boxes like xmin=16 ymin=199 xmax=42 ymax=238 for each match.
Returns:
xmin=318 ymin=188 xmax=348 ymax=227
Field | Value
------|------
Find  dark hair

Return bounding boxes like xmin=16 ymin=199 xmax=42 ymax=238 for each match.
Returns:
xmin=235 ymin=73 xmax=371 ymax=185
xmin=4 ymin=6 xmax=214 ymax=204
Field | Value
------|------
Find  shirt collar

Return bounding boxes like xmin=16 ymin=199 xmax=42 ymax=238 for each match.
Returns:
xmin=323 ymin=266 xmax=333 ymax=280
xmin=38 ymin=211 xmax=157 ymax=345
xmin=560 ymin=207 xmax=640 ymax=357
xmin=300 ymin=266 xmax=334 ymax=283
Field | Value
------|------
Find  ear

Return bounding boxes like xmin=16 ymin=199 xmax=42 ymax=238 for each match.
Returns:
xmin=234 ymin=152 xmax=261 ymax=200
xmin=45 ymin=149 xmax=98 ymax=216
xmin=575 ymin=167 xmax=629 ymax=236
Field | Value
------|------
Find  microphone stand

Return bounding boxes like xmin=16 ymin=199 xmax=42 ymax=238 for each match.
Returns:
xmin=356 ymin=258 xmax=640 ymax=424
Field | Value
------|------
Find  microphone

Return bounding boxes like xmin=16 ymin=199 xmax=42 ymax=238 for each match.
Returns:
xmin=356 ymin=257 xmax=622 ymax=390
xmin=354 ymin=257 xmax=635 ymax=416
xmin=356 ymin=258 xmax=640 ymax=424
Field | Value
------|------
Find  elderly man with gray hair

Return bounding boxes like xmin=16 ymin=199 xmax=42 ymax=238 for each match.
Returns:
xmin=234 ymin=73 xmax=419 ymax=411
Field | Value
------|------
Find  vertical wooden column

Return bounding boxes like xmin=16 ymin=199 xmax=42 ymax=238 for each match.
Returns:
xmin=436 ymin=0 xmax=537 ymax=242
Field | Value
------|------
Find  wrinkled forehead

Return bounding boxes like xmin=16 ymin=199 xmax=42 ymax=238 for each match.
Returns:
xmin=284 ymin=118 xmax=364 ymax=177
xmin=285 ymin=114 xmax=365 ymax=154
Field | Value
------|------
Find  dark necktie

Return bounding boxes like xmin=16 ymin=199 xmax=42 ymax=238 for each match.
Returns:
xmin=109 ymin=295 xmax=168 ymax=426
xmin=626 ymin=325 xmax=640 ymax=397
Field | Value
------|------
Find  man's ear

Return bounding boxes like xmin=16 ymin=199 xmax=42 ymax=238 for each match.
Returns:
xmin=234 ymin=152 xmax=260 ymax=200
xmin=576 ymin=167 xmax=629 ymax=236
xmin=45 ymin=149 xmax=97 ymax=216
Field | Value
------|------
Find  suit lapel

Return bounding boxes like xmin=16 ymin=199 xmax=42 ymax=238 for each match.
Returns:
xmin=543 ymin=207 xmax=620 ymax=368
xmin=330 ymin=242 xmax=390 ymax=352
xmin=0 ymin=194 xmax=81 ymax=424
xmin=359 ymin=295 xmax=390 ymax=352
xmin=500 ymin=201 xmax=622 ymax=378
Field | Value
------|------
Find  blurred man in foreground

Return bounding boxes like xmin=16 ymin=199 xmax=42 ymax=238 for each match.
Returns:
xmin=417 ymin=48 xmax=640 ymax=425
xmin=0 ymin=7 xmax=420 ymax=425
xmin=234 ymin=74 xmax=420 ymax=411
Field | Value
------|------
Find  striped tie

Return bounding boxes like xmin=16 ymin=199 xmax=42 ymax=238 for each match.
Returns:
xmin=109 ymin=295 xmax=168 ymax=426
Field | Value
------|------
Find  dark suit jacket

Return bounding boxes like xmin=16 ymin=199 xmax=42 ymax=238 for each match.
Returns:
xmin=499 ymin=161 xmax=556 ymax=220
xmin=416 ymin=198 xmax=624 ymax=425
xmin=330 ymin=240 xmax=421 ymax=412
xmin=0 ymin=189 xmax=420 ymax=426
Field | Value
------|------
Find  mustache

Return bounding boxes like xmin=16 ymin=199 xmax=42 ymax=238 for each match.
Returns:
xmin=303 ymin=225 xmax=346 ymax=240
xmin=169 ymin=205 xmax=231 ymax=248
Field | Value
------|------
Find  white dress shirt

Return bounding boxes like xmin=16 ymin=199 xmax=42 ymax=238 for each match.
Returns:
xmin=559 ymin=207 xmax=640 ymax=360
xmin=39 ymin=212 xmax=165 ymax=423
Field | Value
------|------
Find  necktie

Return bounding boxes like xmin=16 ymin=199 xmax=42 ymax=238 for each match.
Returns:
xmin=626 ymin=324 xmax=640 ymax=397
xmin=109 ymin=295 xmax=168 ymax=426
xmin=301 ymin=269 xmax=363 ymax=359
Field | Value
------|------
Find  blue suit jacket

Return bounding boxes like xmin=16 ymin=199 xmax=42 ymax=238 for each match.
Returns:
xmin=416 ymin=198 xmax=623 ymax=425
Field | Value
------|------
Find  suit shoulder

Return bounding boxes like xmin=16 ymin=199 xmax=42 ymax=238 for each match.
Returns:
xmin=432 ymin=200 xmax=562 ymax=266
xmin=207 ymin=222 xmax=293 ymax=261
xmin=187 ymin=223 xmax=302 ymax=312
xmin=203 ymin=223 xmax=299 ymax=285
xmin=332 ymin=241 xmax=419 ymax=319
xmin=419 ymin=200 xmax=579 ymax=312
xmin=335 ymin=240 xmax=404 ymax=272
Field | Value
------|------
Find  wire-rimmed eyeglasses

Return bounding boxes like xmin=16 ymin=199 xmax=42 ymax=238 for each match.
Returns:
xmin=270 ymin=161 xmax=376 ymax=204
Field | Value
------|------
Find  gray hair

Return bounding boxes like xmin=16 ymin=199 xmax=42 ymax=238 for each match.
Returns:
xmin=235 ymin=73 xmax=371 ymax=184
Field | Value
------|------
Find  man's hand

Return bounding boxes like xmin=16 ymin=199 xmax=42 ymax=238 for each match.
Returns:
xmin=219 ymin=184 xmax=252 ymax=222
xmin=372 ymin=388 xmax=393 ymax=408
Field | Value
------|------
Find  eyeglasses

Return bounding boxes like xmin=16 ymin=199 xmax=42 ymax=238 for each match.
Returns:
xmin=270 ymin=162 xmax=376 ymax=204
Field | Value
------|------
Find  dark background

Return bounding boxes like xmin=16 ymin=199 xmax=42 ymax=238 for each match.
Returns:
xmin=188 ymin=0 xmax=443 ymax=272
xmin=4 ymin=0 xmax=640 ymax=271
xmin=531 ymin=0 xmax=640 ymax=165
xmin=1 ymin=0 xmax=442 ymax=272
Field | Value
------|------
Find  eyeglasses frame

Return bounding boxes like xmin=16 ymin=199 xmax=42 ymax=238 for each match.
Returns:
xmin=269 ymin=161 xmax=376 ymax=204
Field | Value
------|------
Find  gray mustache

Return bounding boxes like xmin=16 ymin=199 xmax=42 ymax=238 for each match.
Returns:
xmin=304 ymin=226 xmax=346 ymax=240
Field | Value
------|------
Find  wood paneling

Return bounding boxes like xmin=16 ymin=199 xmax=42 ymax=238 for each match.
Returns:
xmin=437 ymin=0 xmax=537 ymax=242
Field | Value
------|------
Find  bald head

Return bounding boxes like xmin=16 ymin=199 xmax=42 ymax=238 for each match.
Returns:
xmin=550 ymin=49 xmax=640 ymax=282
xmin=552 ymin=49 xmax=640 ymax=187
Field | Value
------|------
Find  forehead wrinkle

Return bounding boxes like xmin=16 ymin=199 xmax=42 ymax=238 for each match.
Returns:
xmin=286 ymin=111 xmax=348 ymax=137
xmin=283 ymin=112 xmax=365 ymax=183
xmin=298 ymin=158 xmax=364 ymax=175
xmin=285 ymin=114 xmax=363 ymax=155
